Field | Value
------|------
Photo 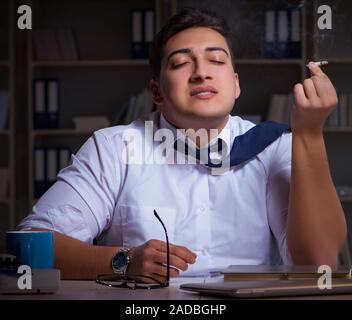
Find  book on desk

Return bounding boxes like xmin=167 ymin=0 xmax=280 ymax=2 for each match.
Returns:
xmin=222 ymin=265 xmax=351 ymax=281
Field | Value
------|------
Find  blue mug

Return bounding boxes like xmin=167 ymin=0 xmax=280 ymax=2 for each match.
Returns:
xmin=6 ymin=231 xmax=54 ymax=268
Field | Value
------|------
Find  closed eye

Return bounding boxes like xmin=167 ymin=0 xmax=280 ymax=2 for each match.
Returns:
xmin=211 ymin=60 xmax=225 ymax=65
xmin=171 ymin=62 xmax=189 ymax=69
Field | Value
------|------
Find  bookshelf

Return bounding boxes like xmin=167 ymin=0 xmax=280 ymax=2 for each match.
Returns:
xmin=32 ymin=60 xmax=150 ymax=68
xmin=4 ymin=0 xmax=348 ymax=261
xmin=26 ymin=0 xmax=161 ymax=208
xmin=0 ymin=0 xmax=15 ymax=252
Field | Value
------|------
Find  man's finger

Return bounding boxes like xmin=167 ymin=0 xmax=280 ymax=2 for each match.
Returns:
xmin=153 ymin=249 xmax=189 ymax=271
xmin=307 ymin=61 xmax=325 ymax=77
xmin=293 ymin=83 xmax=309 ymax=106
xmin=310 ymin=75 xmax=336 ymax=102
xmin=152 ymin=263 xmax=180 ymax=278
xmin=149 ymin=239 xmax=197 ymax=263
xmin=302 ymin=78 xmax=319 ymax=100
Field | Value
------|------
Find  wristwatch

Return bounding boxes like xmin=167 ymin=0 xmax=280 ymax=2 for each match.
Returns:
xmin=111 ymin=248 xmax=131 ymax=275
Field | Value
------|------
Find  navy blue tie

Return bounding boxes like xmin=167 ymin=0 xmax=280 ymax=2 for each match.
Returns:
xmin=174 ymin=121 xmax=291 ymax=168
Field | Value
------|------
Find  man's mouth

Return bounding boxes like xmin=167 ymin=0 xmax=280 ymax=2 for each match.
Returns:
xmin=190 ymin=86 xmax=218 ymax=99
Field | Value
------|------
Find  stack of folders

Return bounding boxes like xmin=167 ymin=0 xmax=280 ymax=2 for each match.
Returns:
xmin=131 ymin=9 xmax=155 ymax=59
xmin=263 ymin=7 xmax=301 ymax=58
xmin=33 ymin=79 xmax=59 ymax=129
xmin=222 ymin=265 xmax=351 ymax=281
xmin=34 ymin=147 xmax=71 ymax=198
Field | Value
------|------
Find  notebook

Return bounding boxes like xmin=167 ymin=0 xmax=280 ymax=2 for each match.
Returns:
xmin=222 ymin=265 xmax=351 ymax=281
xmin=180 ymin=278 xmax=352 ymax=298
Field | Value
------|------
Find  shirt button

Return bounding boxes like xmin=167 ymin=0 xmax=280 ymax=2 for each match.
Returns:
xmin=198 ymin=205 xmax=206 ymax=213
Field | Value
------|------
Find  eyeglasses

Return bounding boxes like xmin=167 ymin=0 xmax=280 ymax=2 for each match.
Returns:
xmin=95 ymin=209 xmax=170 ymax=290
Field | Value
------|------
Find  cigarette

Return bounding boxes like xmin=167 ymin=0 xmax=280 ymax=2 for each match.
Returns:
xmin=306 ymin=61 xmax=329 ymax=67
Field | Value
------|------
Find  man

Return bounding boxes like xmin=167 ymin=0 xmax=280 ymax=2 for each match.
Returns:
xmin=19 ymin=8 xmax=346 ymax=282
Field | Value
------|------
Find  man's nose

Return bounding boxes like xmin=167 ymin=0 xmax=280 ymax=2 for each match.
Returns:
xmin=190 ymin=63 xmax=212 ymax=82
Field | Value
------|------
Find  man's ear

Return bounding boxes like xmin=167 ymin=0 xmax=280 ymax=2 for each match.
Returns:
xmin=149 ymin=78 xmax=163 ymax=105
xmin=234 ymin=73 xmax=241 ymax=99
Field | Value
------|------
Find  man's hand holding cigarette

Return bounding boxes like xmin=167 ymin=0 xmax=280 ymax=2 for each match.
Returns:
xmin=291 ymin=61 xmax=338 ymax=135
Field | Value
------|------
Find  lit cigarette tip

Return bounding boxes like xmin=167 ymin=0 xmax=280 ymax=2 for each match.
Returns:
xmin=306 ymin=61 xmax=329 ymax=67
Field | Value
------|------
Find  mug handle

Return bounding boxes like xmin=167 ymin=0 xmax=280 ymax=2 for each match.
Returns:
xmin=20 ymin=239 xmax=33 ymax=267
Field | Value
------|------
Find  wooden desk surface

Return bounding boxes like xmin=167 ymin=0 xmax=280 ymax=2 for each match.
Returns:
xmin=1 ymin=277 xmax=352 ymax=300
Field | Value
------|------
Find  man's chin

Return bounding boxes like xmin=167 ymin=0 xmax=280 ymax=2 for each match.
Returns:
xmin=179 ymin=109 xmax=230 ymax=130
xmin=187 ymin=108 xmax=229 ymax=120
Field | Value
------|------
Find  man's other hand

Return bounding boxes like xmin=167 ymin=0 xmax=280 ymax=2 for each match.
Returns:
xmin=291 ymin=61 xmax=338 ymax=135
xmin=126 ymin=239 xmax=197 ymax=284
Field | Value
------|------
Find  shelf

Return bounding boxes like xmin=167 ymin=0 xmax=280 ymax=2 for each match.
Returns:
xmin=33 ymin=129 xmax=95 ymax=136
xmin=0 ymin=60 xmax=9 ymax=67
xmin=323 ymin=59 xmax=352 ymax=64
xmin=324 ymin=128 xmax=352 ymax=133
xmin=31 ymin=59 xmax=304 ymax=68
xmin=32 ymin=59 xmax=150 ymax=68
xmin=235 ymin=59 xmax=303 ymax=65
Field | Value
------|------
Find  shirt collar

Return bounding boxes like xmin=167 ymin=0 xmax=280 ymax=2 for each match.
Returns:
xmin=159 ymin=113 xmax=234 ymax=161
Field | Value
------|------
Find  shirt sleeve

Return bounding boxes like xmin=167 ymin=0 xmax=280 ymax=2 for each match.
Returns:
xmin=18 ymin=130 xmax=120 ymax=243
xmin=266 ymin=132 xmax=293 ymax=265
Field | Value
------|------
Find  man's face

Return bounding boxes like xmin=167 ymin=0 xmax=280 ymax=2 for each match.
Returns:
xmin=151 ymin=27 xmax=240 ymax=130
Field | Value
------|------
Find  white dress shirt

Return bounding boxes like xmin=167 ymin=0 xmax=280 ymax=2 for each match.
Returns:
xmin=19 ymin=111 xmax=293 ymax=274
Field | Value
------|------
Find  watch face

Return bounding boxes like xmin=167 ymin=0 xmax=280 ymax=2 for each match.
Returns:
xmin=113 ymin=251 xmax=128 ymax=270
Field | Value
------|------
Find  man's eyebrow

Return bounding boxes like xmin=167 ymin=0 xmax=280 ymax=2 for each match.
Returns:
xmin=166 ymin=47 xmax=229 ymax=62
xmin=205 ymin=47 xmax=229 ymax=56
xmin=167 ymin=48 xmax=192 ymax=61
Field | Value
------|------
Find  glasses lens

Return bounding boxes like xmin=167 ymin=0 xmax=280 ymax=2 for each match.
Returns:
xmin=96 ymin=274 xmax=165 ymax=289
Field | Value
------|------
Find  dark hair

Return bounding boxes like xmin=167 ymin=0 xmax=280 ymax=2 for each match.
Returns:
xmin=149 ymin=7 xmax=234 ymax=79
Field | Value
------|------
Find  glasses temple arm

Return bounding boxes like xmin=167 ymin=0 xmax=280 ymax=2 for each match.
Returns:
xmin=153 ymin=209 xmax=170 ymax=284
